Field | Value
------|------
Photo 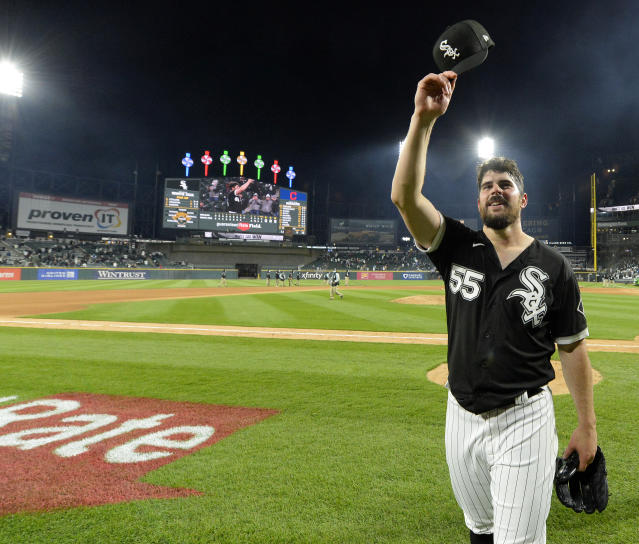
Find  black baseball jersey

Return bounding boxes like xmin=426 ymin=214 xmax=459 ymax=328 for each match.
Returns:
xmin=227 ymin=190 xmax=245 ymax=213
xmin=424 ymin=215 xmax=588 ymax=414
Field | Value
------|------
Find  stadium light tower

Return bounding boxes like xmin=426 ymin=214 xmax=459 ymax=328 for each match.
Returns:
xmin=0 ymin=61 xmax=24 ymax=97
xmin=477 ymin=137 xmax=494 ymax=160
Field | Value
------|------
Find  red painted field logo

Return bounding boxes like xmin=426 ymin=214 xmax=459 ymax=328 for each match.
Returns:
xmin=0 ymin=393 xmax=277 ymax=515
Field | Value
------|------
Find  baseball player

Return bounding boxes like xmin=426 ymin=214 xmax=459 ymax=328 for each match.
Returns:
xmin=219 ymin=269 xmax=227 ymax=287
xmin=329 ymin=269 xmax=344 ymax=299
xmin=266 ymin=270 xmax=271 ymax=287
xmin=391 ymin=71 xmax=598 ymax=544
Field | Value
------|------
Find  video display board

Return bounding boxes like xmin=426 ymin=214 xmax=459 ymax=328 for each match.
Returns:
xmin=163 ymin=178 xmax=307 ymax=235
xmin=330 ymin=218 xmax=396 ymax=246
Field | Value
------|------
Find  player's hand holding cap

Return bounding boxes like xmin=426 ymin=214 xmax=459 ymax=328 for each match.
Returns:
xmin=433 ymin=19 xmax=495 ymax=74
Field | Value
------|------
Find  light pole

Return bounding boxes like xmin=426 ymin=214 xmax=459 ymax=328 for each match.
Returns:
xmin=0 ymin=61 xmax=24 ymax=230
xmin=0 ymin=61 xmax=24 ymax=163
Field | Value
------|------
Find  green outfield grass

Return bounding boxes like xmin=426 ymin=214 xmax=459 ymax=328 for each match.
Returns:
xmin=0 ymin=328 xmax=636 ymax=543
xmin=23 ymin=282 xmax=639 ymax=340
xmin=1 ymin=281 xmax=638 ymax=542
xmin=31 ymin=288 xmax=448 ymax=335
xmin=0 ymin=279 xmax=446 ymax=293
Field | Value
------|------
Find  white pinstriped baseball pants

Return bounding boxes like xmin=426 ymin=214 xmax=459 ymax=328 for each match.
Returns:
xmin=445 ymin=387 xmax=557 ymax=544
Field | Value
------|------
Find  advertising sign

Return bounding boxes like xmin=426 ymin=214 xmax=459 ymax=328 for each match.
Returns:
xmin=37 ymin=269 xmax=78 ymax=280
xmin=357 ymin=271 xmax=393 ymax=280
xmin=94 ymin=270 xmax=149 ymax=280
xmin=17 ymin=193 xmax=129 ymax=236
xmin=0 ymin=268 xmax=21 ymax=281
xmin=400 ymin=272 xmax=424 ymax=280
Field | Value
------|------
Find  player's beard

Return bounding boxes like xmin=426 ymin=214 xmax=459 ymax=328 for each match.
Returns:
xmin=480 ymin=197 xmax=521 ymax=230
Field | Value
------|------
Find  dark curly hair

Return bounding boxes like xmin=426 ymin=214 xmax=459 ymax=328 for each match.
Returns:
xmin=476 ymin=157 xmax=524 ymax=194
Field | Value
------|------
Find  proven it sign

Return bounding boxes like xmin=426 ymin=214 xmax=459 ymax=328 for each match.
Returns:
xmin=17 ymin=192 xmax=130 ymax=236
xmin=0 ymin=393 xmax=277 ymax=515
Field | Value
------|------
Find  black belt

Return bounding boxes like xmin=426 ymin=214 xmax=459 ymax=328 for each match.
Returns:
xmin=527 ymin=387 xmax=544 ymax=398
xmin=495 ymin=387 xmax=544 ymax=411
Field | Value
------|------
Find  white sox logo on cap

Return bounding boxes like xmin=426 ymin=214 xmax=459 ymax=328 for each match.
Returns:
xmin=507 ymin=266 xmax=549 ymax=327
xmin=432 ymin=19 xmax=495 ymax=75
xmin=439 ymin=40 xmax=460 ymax=59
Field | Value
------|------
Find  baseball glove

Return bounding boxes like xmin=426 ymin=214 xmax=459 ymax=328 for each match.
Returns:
xmin=555 ymin=446 xmax=608 ymax=513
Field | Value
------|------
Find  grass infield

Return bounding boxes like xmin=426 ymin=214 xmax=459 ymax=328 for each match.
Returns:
xmin=0 ymin=280 xmax=637 ymax=543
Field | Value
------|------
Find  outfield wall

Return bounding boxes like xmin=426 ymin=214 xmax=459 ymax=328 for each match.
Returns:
xmin=1 ymin=267 xmax=438 ymax=281
xmin=257 ymin=269 xmax=441 ymax=281
xmin=0 ymin=267 xmax=237 ymax=281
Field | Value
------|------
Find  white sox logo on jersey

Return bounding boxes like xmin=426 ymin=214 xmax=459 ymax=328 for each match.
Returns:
xmin=507 ymin=266 xmax=549 ymax=327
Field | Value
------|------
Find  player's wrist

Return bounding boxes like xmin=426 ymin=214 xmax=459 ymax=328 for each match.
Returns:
xmin=411 ymin=112 xmax=438 ymax=129
xmin=577 ymin=418 xmax=596 ymax=431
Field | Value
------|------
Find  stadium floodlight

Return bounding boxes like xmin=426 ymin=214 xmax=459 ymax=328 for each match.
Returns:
xmin=477 ymin=137 xmax=494 ymax=159
xmin=0 ymin=61 xmax=24 ymax=97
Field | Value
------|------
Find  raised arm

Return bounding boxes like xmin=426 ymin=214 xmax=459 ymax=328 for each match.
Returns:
xmin=237 ymin=178 xmax=254 ymax=193
xmin=391 ymin=71 xmax=457 ymax=249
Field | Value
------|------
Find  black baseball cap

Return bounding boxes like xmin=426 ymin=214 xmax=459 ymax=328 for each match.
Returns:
xmin=432 ymin=20 xmax=495 ymax=74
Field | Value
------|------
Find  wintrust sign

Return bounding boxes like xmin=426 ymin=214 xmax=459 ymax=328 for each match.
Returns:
xmin=17 ymin=193 xmax=129 ymax=235
xmin=95 ymin=270 xmax=148 ymax=280
xmin=0 ymin=393 xmax=277 ymax=515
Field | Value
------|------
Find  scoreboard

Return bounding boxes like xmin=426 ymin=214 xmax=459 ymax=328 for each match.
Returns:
xmin=277 ymin=189 xmax=307 ymax=235
xmin=162 ymin=178 xmax=307 ymax=235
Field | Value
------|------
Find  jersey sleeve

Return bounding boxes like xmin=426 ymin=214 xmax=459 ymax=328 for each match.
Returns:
xmin=550 ymin=259 xmax=589 ymax=344
xmin=414 ymin=211 xmax=446 ymax=253
xmin=419 ymin=216 xmax=475 ymax=279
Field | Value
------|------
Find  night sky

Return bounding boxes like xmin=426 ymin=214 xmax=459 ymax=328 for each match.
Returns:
xmin=3 ymin=0 xmax=639 ymax=240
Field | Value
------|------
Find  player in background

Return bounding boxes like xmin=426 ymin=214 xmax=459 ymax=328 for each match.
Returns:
xmin=266 ymin=270 xmax=271 ymax=287
xmin=219 ymin=269 xmax=227 ymax=287
xmin=329 ymin=269 xmax=344 ymax=299
xmin=295 ymin=270 xmax=301 ymax=286
xmin=344 ymin=269 xmax=350 ymax=286
xmin=391 ymin=71 xmax=598 ymax=544
xmin=288 ymin=271 xmax=293 ymax=287
xmin=227 ymin=179 xmax=254 ymax=213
